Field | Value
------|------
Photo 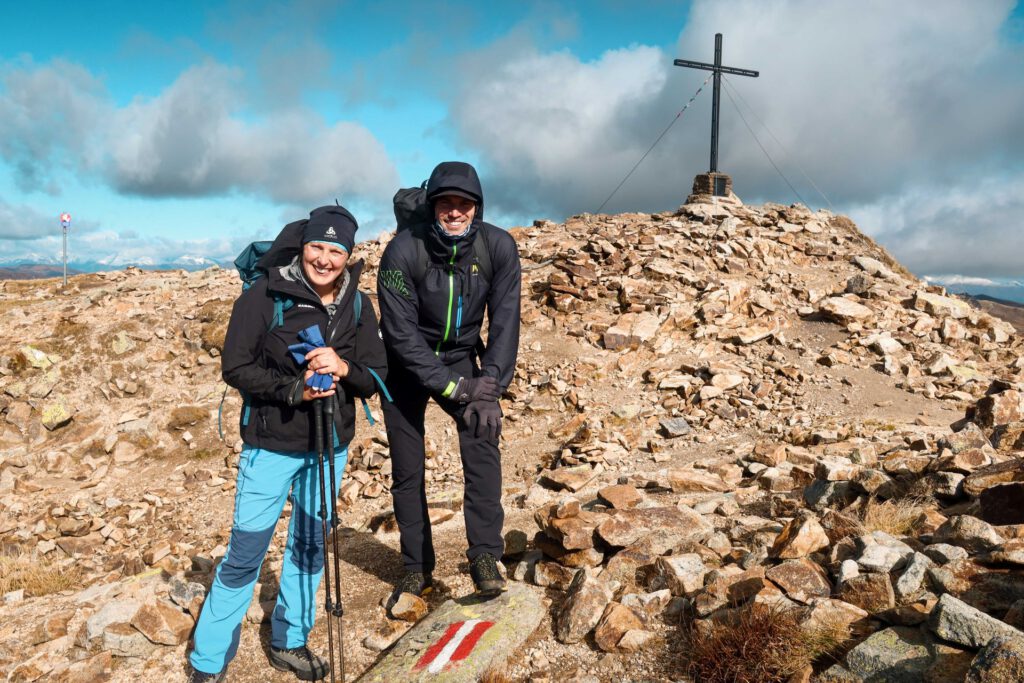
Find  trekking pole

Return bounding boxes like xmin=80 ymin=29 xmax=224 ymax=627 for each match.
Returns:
xmin=313 ymin=398 xmax=338 ymax=683
xmin=323 ymin=394 xmax=346 ymax=682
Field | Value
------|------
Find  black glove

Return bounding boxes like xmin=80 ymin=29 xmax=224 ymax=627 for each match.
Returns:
xmin=452 ymin=376 xmax=500 ymax=404
xmin=464 ymin=400 xmax=502 ymax=441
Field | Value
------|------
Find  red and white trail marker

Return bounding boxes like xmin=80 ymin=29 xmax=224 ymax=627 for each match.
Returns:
xmin=414 ymin=620 xmax=495 ymax=674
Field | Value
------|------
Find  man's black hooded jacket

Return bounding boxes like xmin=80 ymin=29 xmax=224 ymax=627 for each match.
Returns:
xmin=376 ymin=162 xmax=521 ymax=396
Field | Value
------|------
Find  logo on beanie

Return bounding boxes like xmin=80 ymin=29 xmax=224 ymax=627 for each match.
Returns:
xmin=325 ymin=226 xmax=337 ymax=238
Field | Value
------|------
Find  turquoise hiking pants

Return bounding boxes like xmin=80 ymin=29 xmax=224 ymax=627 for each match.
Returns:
xmin=189 ymin=444 xmax=348 ymax=675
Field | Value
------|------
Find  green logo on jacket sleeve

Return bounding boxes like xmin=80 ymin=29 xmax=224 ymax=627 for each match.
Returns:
xmin=379 ymin=269 xmax=410 ymax=297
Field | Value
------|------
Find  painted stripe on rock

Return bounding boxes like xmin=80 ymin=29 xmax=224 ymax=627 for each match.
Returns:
xmin=449 ymin=621 xmax=494 ymax=664
xmin=414 ymin=619 xmax=495 ymax=673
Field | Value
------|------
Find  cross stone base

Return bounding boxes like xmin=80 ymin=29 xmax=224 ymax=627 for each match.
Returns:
xmin=692 ymin=172 xmax=732 ymax=197
xmin=685 ymin=172 xmax=741 ymax=206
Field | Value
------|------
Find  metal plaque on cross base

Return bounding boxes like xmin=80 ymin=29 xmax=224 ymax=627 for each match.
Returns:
xmin=692 ymin=172 xmax=733 ymax=199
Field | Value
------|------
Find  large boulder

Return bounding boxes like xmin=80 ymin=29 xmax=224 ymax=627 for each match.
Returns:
xmin=595 ymin=505 xmax=711 ymax=548
xmin=932 ymin=516 xmax=1003 ymax=553
xmin=838 ymin=626 xmax=936 ymax=682
xmin=980 ymin=483 xmax=1024 ymax=525
xmin=929 ymin=593 xmax=1024 ymax=649
xmin=555 ymin=570 xmax=616 ymax=644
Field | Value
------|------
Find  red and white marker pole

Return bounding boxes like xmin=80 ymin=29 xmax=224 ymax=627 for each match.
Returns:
xmin=60 ymin=212 xmax=71 ymax=287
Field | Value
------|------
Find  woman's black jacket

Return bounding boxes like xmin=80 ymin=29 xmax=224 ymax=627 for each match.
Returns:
xmin=221 ymin=231 xmax=387 ymax=453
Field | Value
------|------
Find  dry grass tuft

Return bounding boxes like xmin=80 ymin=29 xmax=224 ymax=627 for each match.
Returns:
xmin=0 ymin=550 xmax=84 ymax=597
xmin=6 ymin=349 xmax=29 ymax=375
xmin=859 ymin=497 xmax=931 ymax=536
xmin=168 ymin=405 xmax=208 ymax=431
xmin=479 ymin=670 xmax=514 ymax=683
xmin=198 ymin=300 xmax=232 ymax=352
xmin=683 ymin=604 xmax=848 ymax=683
xmin=188 ymin=447 xmax=222 ymax=461
xmin=52 ymin=317 xmax=91 ymax=345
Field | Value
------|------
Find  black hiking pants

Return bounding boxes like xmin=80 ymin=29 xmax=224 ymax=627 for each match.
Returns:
xmin=382 ymin=354 xmax=504 ymax=574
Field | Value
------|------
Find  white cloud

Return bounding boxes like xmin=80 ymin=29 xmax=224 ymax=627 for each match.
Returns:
xmin=0 ymin=196 xmax=100 ymax=241
xmin=0 ymin=227 xmax=254 ymax=268
xmin=74 ymin=229 xmax=243 ymax=267
xmin=0 ymin=198 xmax=57 ymax=240
xmin=0 ymin=207 xmax=390 ymax=267
xmin=924 ymin=275 xmax=999 ymax=287
xmin=0 ymin=58 xmax=107 ymax=193
xmin=0 ymin=59 xmax=399 ymax=206
xmin=676 ymin=0 xmax=1024 ymax=205
xmin=447 ymin=40 xmax=671 ymax=216
xmin=842 ymin=171 xmax=1024 ymax=278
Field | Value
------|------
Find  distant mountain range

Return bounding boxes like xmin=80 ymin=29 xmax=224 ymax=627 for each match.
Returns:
xmin=0 ymin=264 xmax=82 ymax=280
xmin=939 ymin=283 xmax=1024 ymax=307
xmin=0 ymin=256 xmax=226 ymax=280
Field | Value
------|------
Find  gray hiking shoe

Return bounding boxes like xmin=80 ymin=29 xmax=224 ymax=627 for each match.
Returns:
xmin=469 ymin=553 xmax=506 ymax=598
xmin=268 ymin=645 xmax=329 ymax=681
xmin=186 ymin=663 xmax=226 ymax=682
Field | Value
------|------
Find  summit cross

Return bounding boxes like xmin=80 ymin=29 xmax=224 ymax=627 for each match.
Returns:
xmin=674 ymin=33 xmax=759 ymax=173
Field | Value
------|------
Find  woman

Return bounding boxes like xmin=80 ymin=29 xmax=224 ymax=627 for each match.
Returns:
xmin=188 ymin=205 xmax=387 ymax=682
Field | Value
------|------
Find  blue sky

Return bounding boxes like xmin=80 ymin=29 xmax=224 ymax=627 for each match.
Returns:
xmin=1 ymin=1 xmax=1023 ymax=284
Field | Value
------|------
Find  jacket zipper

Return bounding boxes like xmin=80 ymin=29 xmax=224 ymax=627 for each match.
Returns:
xmin=455 ymin=295 xmax=463 ymax=340
xmin=436 ymin=244 xmax=457 ymax=355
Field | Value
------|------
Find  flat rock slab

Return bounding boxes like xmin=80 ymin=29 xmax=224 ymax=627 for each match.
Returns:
xmin=358 ymin=584 xmax=544 ymax=682
xmin=539 ymin=466 xmax=599 ymax=492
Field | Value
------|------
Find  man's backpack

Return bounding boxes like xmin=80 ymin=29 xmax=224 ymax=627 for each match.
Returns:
xmin=217 ymin=239 xmax=391 ymax=440
xmin=393 ymin=181 xmax=430 ymax=234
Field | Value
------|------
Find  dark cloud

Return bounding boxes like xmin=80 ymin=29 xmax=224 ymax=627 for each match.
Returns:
xmin=845 ymin=172 xmax=1024 ymax=279
xmin=0 ymin=58 xmax=107 ymax=193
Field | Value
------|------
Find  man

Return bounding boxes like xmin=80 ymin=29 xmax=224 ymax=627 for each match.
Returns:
xmin=376 ymin=161 xmax=521 ymax=612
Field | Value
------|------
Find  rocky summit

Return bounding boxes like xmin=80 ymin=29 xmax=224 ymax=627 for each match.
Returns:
xmin=2 ymin=189 xmax=1024 ymax=682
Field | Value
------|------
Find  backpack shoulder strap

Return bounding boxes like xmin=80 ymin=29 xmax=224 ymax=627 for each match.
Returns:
xmin=351 ymin=289 xmax=393 ymax=425
xmin=407 ymin=225 xmax=430 ymax=287
xmin=472 ymin=225 xmax=493 ymax=282
xmin=269 ymin=293 xmax=294 ymax=331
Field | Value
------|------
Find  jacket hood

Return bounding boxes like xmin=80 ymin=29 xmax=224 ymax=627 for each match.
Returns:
xmin=426 ymin=161 xmax=485 ymax=220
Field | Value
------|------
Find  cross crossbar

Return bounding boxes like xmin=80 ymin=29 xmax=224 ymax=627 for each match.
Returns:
xmin=672 ymin=59 xmax=759 ymax=78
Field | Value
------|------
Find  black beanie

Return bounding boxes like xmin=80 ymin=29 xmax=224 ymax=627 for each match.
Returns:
xmin=303 ymin=205 xmax=358 ymax=253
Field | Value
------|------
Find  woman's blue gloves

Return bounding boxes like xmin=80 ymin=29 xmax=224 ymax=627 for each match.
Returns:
xmin=288 ymin=325 xmax=334 ymax=392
